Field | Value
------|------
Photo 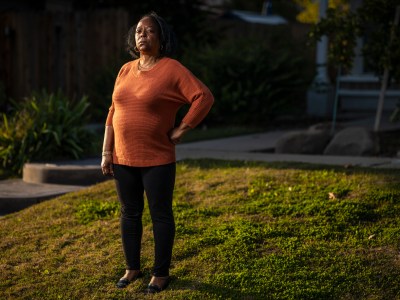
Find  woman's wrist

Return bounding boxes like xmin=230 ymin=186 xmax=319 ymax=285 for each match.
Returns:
xmin=178 ymin=122 xmax=191 ymax=135
xmin=102 ymin=150 xmax=113 ymax=156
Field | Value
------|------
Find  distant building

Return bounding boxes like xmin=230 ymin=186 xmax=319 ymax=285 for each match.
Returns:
xmin=221 ymin=9 xmax=287 ymax=25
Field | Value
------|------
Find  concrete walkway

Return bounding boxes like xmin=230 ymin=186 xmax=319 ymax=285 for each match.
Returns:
xmin=0 ymin=179 xmax=87 ymax=215
xmin=1 ymin=116 xmax=399 ymax=215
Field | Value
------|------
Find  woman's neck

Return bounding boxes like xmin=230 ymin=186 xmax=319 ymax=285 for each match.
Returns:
xmin=138 ymin=54 xmax=160 ymax=69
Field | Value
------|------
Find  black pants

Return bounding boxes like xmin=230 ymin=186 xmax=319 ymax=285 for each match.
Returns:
xmin=113 ymin=163 xmax=176 ymax=277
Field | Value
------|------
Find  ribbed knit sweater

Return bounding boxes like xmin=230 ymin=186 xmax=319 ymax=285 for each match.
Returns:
xmin=105 ymin=57 xmax=214 ymax=167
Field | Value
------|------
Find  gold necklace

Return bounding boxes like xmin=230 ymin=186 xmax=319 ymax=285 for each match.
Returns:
xmin=138 ymin=59 xmax=158 ymax=71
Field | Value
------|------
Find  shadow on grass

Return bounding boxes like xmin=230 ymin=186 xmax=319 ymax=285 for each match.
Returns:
xmin=178 ymin=158 xmax=400 ymax=193
xmin=173 ymin=278 xmax=260 ymax=299
xmin=179 ymin=158 xmax=400 ymax=174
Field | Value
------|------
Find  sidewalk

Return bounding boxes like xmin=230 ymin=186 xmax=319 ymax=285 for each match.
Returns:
xmin=1 ymin=117 xmax=399 ymax=215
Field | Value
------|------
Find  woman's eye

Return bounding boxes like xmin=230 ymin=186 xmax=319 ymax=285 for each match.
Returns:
xmin=135 ymin=28 xmax=155 ymax=34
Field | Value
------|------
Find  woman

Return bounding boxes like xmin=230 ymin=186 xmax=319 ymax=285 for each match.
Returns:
xmin=101 ymin=12 xmax=214 ymax=294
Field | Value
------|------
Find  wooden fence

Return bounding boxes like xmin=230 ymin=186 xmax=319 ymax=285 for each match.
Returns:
xmin=0 ymin=9 xmax=129 ymax=104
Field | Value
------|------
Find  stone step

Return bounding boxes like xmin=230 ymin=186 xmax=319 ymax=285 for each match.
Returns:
xmin=22 ymin=158 xmax=104 ymax=186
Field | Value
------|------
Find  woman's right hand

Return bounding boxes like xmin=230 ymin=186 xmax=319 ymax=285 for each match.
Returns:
xmin=101 ymin=154 xmax=114 ymax=177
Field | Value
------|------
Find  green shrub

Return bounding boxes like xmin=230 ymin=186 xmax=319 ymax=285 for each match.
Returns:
xmin=182 ymin=38 xmax=311 ymax=125
xmin=0 ymin=90 xmax=94 ymax=175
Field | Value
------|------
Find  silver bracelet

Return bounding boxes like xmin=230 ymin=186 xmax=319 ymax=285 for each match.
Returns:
xmin=102 ymin=151 xmax=113 ymax=156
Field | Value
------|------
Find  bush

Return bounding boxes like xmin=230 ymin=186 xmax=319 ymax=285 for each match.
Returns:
xmin=182 ymin=38 xmax=312 ymax=126
xmin=0 ymin=90 xmax=94 ymax=175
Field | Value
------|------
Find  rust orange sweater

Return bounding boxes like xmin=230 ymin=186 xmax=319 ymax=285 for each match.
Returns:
xmin=105 ymin=57 xmax=214 ymax=167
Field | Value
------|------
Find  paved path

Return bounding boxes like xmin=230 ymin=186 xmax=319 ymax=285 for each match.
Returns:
xmin=0 ymin=179 xmax=87 ymax=215
xmin=176 ymin=131 xmax=400 ymax=168
xmin=1 ymin=119 xmax=399 ymax=215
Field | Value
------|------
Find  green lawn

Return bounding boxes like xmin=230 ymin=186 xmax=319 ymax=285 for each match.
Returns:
xmin=1 ymin=159 xmax=400 ymax=299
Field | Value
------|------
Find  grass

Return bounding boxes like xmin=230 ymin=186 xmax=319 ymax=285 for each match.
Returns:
xmin=1 ymin=159 xmax=400 ymax=299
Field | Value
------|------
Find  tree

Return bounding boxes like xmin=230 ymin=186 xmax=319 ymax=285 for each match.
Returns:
xmin=294 ymin=0 xmax=349 ymax=23
xmin=308 ymin=0 xmax=400 ymax=80
xmin=308 ymin=0 xmax=400 ymax=130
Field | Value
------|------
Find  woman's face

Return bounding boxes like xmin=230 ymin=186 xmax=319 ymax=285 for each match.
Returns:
xmin=135 ymin=17 xmax=161 ymax=56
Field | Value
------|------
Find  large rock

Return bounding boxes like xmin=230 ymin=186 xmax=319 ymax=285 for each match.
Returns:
xmin=308 ymin=122 xmax=344 ymax=133
xmin=323 ymin=127 xmax=379 ymax=156
xmin=275 ymin=130 xmax=332 ymax=154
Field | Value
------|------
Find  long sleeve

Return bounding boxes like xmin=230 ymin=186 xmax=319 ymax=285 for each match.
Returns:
xmin=172 ymin=62 xmax=214 ymax=128
xmin=105 ymin=102 xmax=114 ymax=126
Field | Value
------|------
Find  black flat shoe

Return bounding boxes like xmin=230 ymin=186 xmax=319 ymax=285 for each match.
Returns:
xmin=144 ymin=277 xmax=171 ymax=294
xmin=116 ymin=271 xmax=143 ymax=288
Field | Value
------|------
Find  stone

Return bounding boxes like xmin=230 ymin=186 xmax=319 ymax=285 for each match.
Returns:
xmin=323 ymin=127 xmax=379 ymax=156
xmin=308 ymin=122 xmax=344 ymax=133
xmin=275 ymin=130 xmax=332 ymax=154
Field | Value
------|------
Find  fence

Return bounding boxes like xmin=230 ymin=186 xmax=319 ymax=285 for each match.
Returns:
xmin=0 ymin=9 xmax=129 ymax=104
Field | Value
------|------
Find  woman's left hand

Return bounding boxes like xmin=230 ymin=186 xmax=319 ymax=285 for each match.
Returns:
xmin=169 ymin=122 xmax=191 ymax=144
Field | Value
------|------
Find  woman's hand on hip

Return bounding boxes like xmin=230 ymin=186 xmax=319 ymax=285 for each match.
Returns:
xmin=169 ymin=122 xmax=191 ymax=145
xmin=169 ymin=128 xmax=183 ymax=144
